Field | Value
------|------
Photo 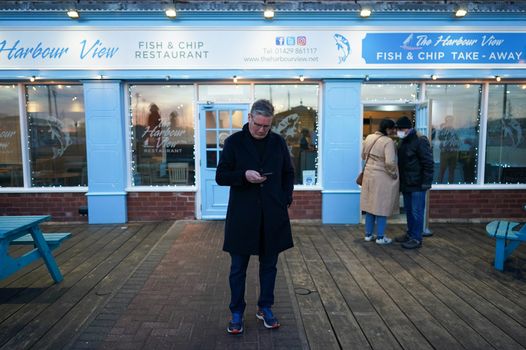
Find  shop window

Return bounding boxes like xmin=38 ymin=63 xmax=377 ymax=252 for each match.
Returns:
xmin=255 ymin=84 xmax=319 ymax=185
xmin=361 ymin=83 xmax=418 ymax=103
xmin=427 ymin=84 xmax=482 ymax=185
xmin=130 ymin=85 xmax=195 ymax=186
xmin=0 ymin=85 xmax=23 ymax=187
xmin=26 ymin=85 xmax=87 ymax=187
xmin=485 ymin=84 xmax=526 ymax=184
xmin=198 ymin=84 xmax=251 ymax=102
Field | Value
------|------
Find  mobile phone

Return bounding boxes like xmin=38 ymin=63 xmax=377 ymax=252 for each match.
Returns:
xmin=260 ymin=172 xmax=273 ymax=176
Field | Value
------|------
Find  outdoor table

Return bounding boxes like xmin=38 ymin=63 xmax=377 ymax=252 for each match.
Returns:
xmin=0 ymin=215 xmax=68 ymax=283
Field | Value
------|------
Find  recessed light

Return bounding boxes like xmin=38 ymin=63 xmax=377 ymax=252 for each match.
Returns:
xmin=360 ymin=8 xmax=371 ymax=18
xmin=495 ymin=75 xmax=502 ymax=82
xmin=165 ymin=8 xmax=177 ymax=18
xmin=263 ymin=8 xmax=275 ymax=19
xmin=455 ymin=8 xmax=467 ymax=17
xmin=67 ymin=9 xmax=80 ymax=19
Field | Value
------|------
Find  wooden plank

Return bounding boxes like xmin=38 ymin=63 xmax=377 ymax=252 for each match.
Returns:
xmin=283 ymin=225 xmax=341 ymax=350
xmin=0 ymin=223 xmax=149 ymax=348
xmin=0 ymin=224 xmax=119 ymax=321
xmin=434 ymin=224 xmax=526 ymax=296
xmin=398 ymin=238 xmax=526 ymax=349
xmin=330 ymin=225 xmax=464 ymax=350
xmin=295 ymin=229 xmax=372 ymax=349
xmin=34 ymin=221 xmax=174 ymax=350
xmin=356 ymin=227 xmax=494 ymax=349
xmin=0 ymin=224 xmax=79 ymax=287
xmin=323 ymin=225 xmax=435 ymax=350
xmin=306 ymin=226 xmax=402 ymax=350
xmin=422 ymin=233 xmax=526 ymax=326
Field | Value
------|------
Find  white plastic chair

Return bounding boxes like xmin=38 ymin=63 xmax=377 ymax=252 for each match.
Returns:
xmin=168 ymin=162 xmax=188 ymax=184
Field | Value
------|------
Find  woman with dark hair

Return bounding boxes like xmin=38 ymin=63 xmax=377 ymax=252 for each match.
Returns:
xmin=360 ymin=118 xmax=400 ymax=244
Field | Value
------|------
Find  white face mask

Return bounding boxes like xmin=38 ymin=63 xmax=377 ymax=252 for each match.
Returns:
xmin=397 ymin=130 xmax=406 ymax=139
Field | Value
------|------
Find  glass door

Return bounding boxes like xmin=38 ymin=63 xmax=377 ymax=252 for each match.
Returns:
xmin=199 ymin=103 xmax=249 ymax=219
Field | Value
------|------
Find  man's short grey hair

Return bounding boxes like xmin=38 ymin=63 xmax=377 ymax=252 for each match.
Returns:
xmin=250 ymin=99 xmax=275 ymax=117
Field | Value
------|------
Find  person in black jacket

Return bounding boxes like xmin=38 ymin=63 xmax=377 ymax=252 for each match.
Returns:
xmin=216 ymin=99 xmax=295 ymax=334
xmin=394 ymin=116 xmax=434 ymax=249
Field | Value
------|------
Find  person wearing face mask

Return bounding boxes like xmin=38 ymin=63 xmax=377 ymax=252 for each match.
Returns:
xmin=394 ymin=116 xmax=434 ymax=249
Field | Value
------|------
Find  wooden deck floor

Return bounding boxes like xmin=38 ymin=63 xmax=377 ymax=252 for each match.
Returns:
xmin=0 ymin=220 xmax=525 ymax=349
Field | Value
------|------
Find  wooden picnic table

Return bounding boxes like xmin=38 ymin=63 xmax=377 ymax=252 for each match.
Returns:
xmin=0 ymin=215 xmax=70 ymax=283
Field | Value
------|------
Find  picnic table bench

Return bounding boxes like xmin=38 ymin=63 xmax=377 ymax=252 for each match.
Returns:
xmin=0 ymin=215 xmax=71 ymax=283
xmin=485 ymin=220 xmax=526 ymax=271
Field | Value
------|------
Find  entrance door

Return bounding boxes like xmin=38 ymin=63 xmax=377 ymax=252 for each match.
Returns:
xmin=199 ymin=103 xmax=249 ymax=219
xmin=414 ymin=101 xmax=432 ymax=234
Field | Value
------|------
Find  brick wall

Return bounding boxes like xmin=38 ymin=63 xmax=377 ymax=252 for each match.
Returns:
xmin=429 ymin=190 xmax=526 ymax=221
xmin=127 ymin=192 xmax=196 ymax=221
xmin=1 ymin=189 xmax=523 ymax=222
xmin=0 ymin=193 xmax=87 ymax=222
xmin=289 ymin=191 xmax=322 ymax=220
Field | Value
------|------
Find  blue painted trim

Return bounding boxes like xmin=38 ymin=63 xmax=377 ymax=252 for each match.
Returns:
xmin=2 ymin=69 xmax=525 ymax=81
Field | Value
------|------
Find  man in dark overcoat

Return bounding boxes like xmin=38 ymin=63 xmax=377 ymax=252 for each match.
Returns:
xmin=216 ymin=99 xmax=294 ymax=335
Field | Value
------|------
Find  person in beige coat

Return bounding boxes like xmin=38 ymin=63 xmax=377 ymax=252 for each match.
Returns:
xmin=360 ymin=119 xmax=400 ymax=244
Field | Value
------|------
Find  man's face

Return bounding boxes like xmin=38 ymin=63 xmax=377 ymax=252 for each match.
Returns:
xmin=248 ymin=113 xmax=272 ymax=140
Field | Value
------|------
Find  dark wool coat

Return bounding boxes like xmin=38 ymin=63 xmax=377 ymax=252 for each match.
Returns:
xmin=216 ymin=124 xmax=295 ymax=256
xmin=397 ymin=129 xmax=434 ymax=192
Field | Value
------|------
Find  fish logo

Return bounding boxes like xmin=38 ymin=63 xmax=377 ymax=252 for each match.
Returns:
xmin=400 ymin=33 xmax=422 ymax=51
xmin=334 ymin=33 xmax=350 ymax=63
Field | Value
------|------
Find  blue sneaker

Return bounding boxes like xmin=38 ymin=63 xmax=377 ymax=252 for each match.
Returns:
xmin=227 ymin=313 xmax=244 ymax=334
xmin=256 ymin=307 xmax=280 ymax=329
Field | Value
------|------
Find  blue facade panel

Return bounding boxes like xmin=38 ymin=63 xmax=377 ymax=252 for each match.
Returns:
xmin=83 ymin=82 xmax=127 ymax=224
xmin=322 ymin=80 xmax=362 ymax=224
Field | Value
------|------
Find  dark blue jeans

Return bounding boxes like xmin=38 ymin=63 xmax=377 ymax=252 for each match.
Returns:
xmin=402 ymin=191 xmax=427 ymax=242
xmin=229 ymin=253 xmax=279 ymax=314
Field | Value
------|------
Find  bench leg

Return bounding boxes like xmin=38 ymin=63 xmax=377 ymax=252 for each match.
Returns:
xmin=30 ymin=226 xmax=64 ymax=283
xmin=495 ymin=238 xmax=505 ymax=271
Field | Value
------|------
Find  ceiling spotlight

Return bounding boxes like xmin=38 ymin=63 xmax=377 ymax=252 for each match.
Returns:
xmin=233 ymin=75 xmax=238 ymax=83
xmin=67 ymin=9 xmax=80 ymax=19
xmin=455 ymin=7 xmax=467 ymax=17
xmin=495 ymin=75 xmax=502 ymax=82
xmin=165 ymin=8 xmax=177 ymax=18
xmin=431 ymin=74 xmax=437 ymax=80
xmin=29 ymin=76 xmax=36 ymax=82
xmin=165 ymin=75 xmax=171 ymax=81
xmin=360 ymin=7 xmax=372 ymax=18
xmin=299 ymin=75 xmax=305 ymax=82
xmin=365 ymin=75 xmax=370 ymax=81
xmin=263 ymin=8 xmax=275 ymax=19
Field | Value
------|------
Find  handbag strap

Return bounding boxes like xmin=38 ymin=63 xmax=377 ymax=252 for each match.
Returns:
xmin=362 ymin=135 xmax=384 ymax=171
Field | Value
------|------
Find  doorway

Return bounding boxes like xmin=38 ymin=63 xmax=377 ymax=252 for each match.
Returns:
xmin=198 ymin=103 xmax=250 ymax=219
xmin=363 ymin=105 xmax=416 ymax=222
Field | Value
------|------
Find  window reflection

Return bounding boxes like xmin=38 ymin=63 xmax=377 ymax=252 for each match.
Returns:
xmin=130 ymin=85 xmax=195 ymax=186
xmin=362 ymin=83 xmax=419 ymax=103
xmin=427 ymin=84 xmax=481 ymax=184
xmin=255 ymin=84 xmax=319 ymax=185
xmin=26 ymin=85 xmax=87 ymax=187
xmin=485 ymin=84 xmax=526 ymax=184
xmin=0 ymin=85 xmax=23 ymax=187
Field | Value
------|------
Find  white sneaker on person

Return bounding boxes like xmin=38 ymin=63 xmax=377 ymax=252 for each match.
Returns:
xmin=364 ymin=235 xmax=376 ymax=242
xmin=376 ymin=237 xmax=392 ymax=245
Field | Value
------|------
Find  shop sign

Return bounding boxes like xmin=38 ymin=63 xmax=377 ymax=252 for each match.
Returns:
xmin=362 ymin=32 xmax=526 ymax=65
xmin=0 ymin=28 xmax=524 ymax=70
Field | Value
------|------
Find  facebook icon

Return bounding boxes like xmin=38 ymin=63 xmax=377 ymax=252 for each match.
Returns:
xmin=275 ymin=37 xmax=285 ymax=45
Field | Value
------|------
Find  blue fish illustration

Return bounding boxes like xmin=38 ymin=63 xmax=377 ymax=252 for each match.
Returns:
xmin=400 ymin=33 xmax=422 ymax=50
xmin=334 ymin=33 xmax=350 ymax=63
